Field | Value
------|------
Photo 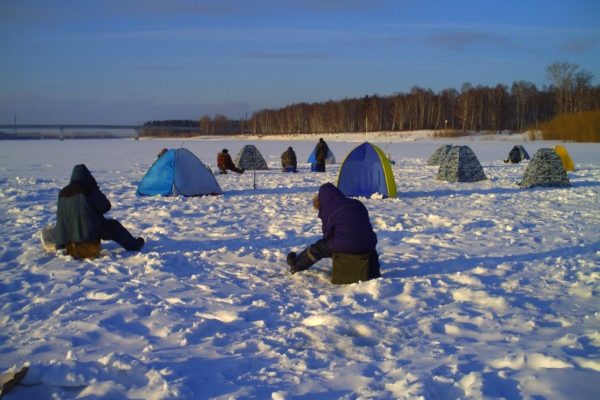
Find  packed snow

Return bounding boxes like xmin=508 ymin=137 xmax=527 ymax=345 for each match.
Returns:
xmin=1 ymin=132 xmax=599 ymax=399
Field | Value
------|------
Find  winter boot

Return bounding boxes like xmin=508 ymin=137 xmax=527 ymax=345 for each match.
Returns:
xmin=286 ymin=252 xmax=297 ymax=267
xmin=289 ymin=248 xmax=316 ymax=274
xmin=130 ymin=237 xmax=145 ymax=251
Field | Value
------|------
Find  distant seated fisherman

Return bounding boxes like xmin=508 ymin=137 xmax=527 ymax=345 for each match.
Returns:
xmin=157 ymin=148 xmax=168 ymax=158
xmin=281 ymin=146 xmax=298 ymax=172
xmin=55 ymin=164 xmax=144 ymax=258
xmin=504 ymin=147 xmax=521 ymax=163
xmin=217 ymin=149 xmax=244 ymax=174
xmin=287 ymin=183 xmax=381 ymax=283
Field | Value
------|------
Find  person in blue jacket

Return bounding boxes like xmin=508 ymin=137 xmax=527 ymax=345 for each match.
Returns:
xmin=287 ymin=182 xmax=381 ymax=279
xmin=55 ymin=164 xmax=144 ymax=254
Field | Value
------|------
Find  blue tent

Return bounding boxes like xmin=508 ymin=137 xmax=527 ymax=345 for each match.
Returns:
xmin=137 ymin=148 xmax=222 ymax=196
xmin=307 ymin=146 xmax=336 ymax=164
xmin=337 ymin=142 xmax=397 ymax=198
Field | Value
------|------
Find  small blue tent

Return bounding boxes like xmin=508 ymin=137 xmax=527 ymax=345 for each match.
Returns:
xmin=337 ymin=142 xmax=397 ymax=198
xmin=137 ymin=148 xmax=222 ymax=196
xmin=307 ymin=146 xmax=336 ymax=164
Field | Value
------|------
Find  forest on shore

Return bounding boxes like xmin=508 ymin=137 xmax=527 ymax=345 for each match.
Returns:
xmin=141 ymin=62 xmax=600 ymax=142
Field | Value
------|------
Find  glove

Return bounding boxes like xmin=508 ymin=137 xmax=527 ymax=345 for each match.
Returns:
xmin=287 ymin=252 xmax=297 ymax=274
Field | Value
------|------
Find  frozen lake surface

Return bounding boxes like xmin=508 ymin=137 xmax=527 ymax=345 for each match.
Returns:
xmin=1 ymin=132 xmax=599 ymax=399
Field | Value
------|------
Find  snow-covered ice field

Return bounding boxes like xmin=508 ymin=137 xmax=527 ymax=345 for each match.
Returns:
xmin=1 ymin=133 xmax=599 ymax=399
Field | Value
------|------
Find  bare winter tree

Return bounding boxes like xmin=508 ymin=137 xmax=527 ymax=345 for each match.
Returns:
xmin=199 ymin=115 xmax=212 ymax=134
xmin=547 ymin=61 xmax=578 ymax=114
xmin=573 ymin=69 xmax=595 ymax=112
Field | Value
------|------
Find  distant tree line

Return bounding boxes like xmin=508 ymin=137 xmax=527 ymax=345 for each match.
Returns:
xmin=142 ymin=62 xmax=599 ymax=137
xmin=140 ymin=117 xmax=247 ymax=137
xmin=250 ymin=62 xmax=599 ymax=135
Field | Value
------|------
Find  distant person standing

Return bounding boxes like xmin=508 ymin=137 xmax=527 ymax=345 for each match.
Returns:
xmin=217 ymin=149 xmax=244 ymax=174
xmin=315 ymin=138 xmax=329 ymax=172
xmin=281 ymin=146 xmax=298 ymax=172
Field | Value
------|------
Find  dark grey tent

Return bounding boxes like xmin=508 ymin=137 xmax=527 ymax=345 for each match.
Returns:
xmin=234 ymin=145 xmax=268 ymax=170
xmin=427 ymin=144 xmax=453 ymax=166
xmin=437 ymin=145 xmax=487 ymax=182
xmin=504 ymin=145 xmax=530 ymax=163
xmin=518 ymin=148 xmax=570 ymax=189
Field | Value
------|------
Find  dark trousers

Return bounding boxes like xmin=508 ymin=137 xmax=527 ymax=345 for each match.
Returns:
xmin=218 ymin=166 xmax=243 ymax=174
xmin=101 ymin=218 xmax=138 ymax=250
xmin=293 ymin=239 xmax=381 ymax=279
xmin=315 ymin=160 xmax=326 ymax=172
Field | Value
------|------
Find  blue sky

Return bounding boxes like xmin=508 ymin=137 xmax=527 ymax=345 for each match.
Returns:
xmin=1 ymin=0 xmax=598 ymax=124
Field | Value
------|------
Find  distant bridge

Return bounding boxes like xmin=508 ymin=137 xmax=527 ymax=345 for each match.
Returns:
xmin=0 ymin=124 xmax=201 ymax=139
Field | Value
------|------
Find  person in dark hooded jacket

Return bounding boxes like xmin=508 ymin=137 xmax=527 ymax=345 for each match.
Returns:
xmin=281 ymin=146 xmax=297 ymax=172
xmin=314 ymin=138 xmax=329 ymax=172
xmin=287 ymin=182 xmax=381 ymax=280
xmin=504 ymin=146 xmax=525 ymax=163
xmin=55 ymin=164 xmax=144 ymax=256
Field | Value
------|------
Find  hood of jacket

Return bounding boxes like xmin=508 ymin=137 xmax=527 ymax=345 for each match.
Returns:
xmin=70 ymin=164 xmax=97 ymax=187
xmin=317 ymin=183 xmax=345 ymax=217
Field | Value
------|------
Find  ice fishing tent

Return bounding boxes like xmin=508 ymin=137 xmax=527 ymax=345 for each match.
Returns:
xmin=437 ymin=145 xmax=487 ymax=182
xmin=554 ymin=145 xmax=574 ymax=171
xmin=337 ymin=142 xmax=397 ymax=198
xmin=427 ymin=144 xmax=453 ymax=166
xmin=518 ymin=148 xmax=571 ymax=189
xmin=234 ymin=145 xmax=268 ymax=170
xmin=307 ymin=146 xmax=336 ymax=164
xmin=504 ymin=145 xmax=530 ymax=163
xmin=137 ymin=148 xmax=222 ymax=196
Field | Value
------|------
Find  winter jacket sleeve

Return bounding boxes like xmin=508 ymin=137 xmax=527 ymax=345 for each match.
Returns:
xmin=88 ymin=188 xmax=111 ymax=214
xmin=321 ymin=218 xmax=334 ymax=240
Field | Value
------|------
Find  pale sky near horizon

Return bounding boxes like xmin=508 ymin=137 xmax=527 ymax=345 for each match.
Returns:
xmin=1 ymin=0 xmax=598 ymax=124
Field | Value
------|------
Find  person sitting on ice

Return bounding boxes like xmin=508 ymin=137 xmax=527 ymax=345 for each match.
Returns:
xmin=504 ymin=146 xmax=521 ymax=163
xmin=287 ymin=182 xmax=381 ymax=283
xmin=55 ymin=164 xmax=144 ymax=258
xmin=157 ymin=148 xmax=168 ymax=158
xmin=217 ymin=149 xmax=244 ymax=174
xmin=281 ymin=146 xmax=298 ymax=172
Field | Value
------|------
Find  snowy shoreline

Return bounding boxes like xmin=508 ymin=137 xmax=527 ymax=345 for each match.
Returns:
xmin=1 ymin=136 xmax=599 ymax=399
xmin=139 ymin=130 xmax=531 ymax=143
